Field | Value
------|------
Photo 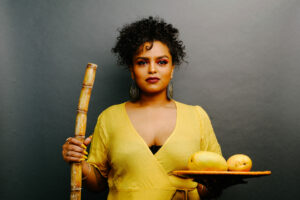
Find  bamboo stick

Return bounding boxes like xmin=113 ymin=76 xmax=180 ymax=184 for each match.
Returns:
xmin=70 ymin=63 xmax=98 ymax=200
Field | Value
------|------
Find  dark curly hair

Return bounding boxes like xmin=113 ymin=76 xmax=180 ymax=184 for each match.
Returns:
xmin=112 ymin=16 xmax=186 ymax=68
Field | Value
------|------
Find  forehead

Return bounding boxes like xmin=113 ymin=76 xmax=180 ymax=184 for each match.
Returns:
xmin=135 ymin=41 xmax=171 ymax=58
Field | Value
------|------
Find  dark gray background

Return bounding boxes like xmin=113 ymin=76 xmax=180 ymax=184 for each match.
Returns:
xmin=1 ymin=0 xmax=299 ymax=199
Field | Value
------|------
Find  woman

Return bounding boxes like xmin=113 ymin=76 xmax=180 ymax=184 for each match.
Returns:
xmin=62 ymin=16 xmax=222 ymax=199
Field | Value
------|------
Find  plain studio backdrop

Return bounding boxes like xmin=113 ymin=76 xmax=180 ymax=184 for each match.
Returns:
xmin=0 ymin=0 xmax=299 ymax=199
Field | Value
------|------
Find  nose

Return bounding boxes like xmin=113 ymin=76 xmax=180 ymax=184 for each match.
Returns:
xmin=148 ymin=61 xmax=157 ymax=74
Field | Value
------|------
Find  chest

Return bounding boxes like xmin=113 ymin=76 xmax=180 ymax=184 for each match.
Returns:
xmin=127 ymin=108 xmax=177 ymax=146
xmin=108 ymin=104 xmax=202 ymax=173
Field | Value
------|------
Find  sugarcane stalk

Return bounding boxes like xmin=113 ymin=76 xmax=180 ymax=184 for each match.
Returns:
xmin=70 ymin=63 xmax=98 ymax=200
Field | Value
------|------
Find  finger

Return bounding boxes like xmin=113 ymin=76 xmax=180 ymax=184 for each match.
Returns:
xmin=83 ymin=135 xmax=93 ymax=146
xmin=67 ymin=144 xmax=87 ymax=154
xmin=67 ymin=138 xmax=87 ymax=150
xmin=68 ymin=137 xmax=85 ymax=147
xmin=66 ymin=156 xmax=86 ymax=163
xmin=63 ymin=150 xmax=88 ymax=162
xmin=65 ymin=151 xmax=87 ymax=159
xmin=65 ymin=137 xmax=72 ymax=143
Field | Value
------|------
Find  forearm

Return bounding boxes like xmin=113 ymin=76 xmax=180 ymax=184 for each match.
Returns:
xmin=82 ymin=161 xmax=108 ymax=192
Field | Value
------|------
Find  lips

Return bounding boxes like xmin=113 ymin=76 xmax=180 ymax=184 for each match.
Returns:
xmin=146 ymin=77 xmax=160 ymax=83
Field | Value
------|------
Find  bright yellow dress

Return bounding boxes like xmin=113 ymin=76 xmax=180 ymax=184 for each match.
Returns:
xmin=87 ymin=100 xmax=222 ymax=200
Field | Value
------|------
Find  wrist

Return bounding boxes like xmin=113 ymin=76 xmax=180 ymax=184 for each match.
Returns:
xmin=197 ymin=184 xmax=209 ymax=197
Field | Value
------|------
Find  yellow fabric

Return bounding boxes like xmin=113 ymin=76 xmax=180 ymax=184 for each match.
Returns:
xmin=87 ymin=100 xmax=222 ymax=200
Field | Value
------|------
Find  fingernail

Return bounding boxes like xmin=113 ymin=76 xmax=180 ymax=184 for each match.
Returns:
xmin=84 ymin=150 xmax=88 ymax=155
xmin=81 ymin=144 xmax=87 ymax=149
xmin=83 ymin=155 xmax=88 ymax=159
xmin=79 ymin=158 xmax=85 ymax=162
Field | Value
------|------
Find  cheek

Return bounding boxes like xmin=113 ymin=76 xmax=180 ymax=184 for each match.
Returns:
xmin=132 ymin=67 xmax=145 ymax=79
xmin=161 ymin=69 xmax=173 ymax=80
xmin=159 ymin=73 xmax=172 ymax=87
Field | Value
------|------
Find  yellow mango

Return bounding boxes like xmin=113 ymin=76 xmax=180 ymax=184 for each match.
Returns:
xmin=227 ymin=154 xmax=252 ymax=171
xmin=187 ymin=151 xmax=228 ymax=171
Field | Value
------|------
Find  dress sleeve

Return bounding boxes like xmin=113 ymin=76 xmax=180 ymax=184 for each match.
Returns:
xmin=86 ymin=114 xmax=110 ymax=178
xmin=195 ymin=106 xmax=222 ymax=156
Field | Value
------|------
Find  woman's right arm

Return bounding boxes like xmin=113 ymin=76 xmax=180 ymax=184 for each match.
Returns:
xmin=82 ymin=160 xmax=108 ymax=191
xmin=62 ymin=137 xmax=108 ymax=192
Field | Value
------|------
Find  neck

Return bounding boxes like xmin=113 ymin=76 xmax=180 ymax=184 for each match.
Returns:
xmin=134 ymin=90 xmax=172 ymax=107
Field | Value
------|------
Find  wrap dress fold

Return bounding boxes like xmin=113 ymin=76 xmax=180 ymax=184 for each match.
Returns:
xmin=87 ymin=100 xmax=222 ymax=200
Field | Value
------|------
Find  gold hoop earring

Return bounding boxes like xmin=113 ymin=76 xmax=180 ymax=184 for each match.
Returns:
xmin=129 ymin=80 xmax=140 ymax=101
xmin=167 ymin=80 xmax=173 ymax=100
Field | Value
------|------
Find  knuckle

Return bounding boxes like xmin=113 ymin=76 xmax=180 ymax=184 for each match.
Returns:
xmin=70 ymin=145 xmax=76 ymax=151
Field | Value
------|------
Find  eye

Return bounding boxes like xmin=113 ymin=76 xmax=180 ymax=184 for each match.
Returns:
xmin=136 ymin=60 xmax=148 ymax=66
xmin=157 ymin=59 xmax=168 ymax=65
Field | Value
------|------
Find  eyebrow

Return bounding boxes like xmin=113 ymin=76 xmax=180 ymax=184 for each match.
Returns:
xmin=135 ymin=55 xmax=170 ymax=60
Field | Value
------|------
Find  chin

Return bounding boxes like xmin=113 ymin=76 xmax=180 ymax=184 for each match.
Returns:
xmin=139 ymin=84 xmax=168 ymax=95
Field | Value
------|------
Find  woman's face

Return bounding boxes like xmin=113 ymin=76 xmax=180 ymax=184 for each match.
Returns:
xmin=131 ymin=41 xmax=174 ymax=96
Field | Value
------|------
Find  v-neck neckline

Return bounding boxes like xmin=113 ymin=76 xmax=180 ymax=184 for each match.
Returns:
xmin=123 ymin=100 xmax=179 ymax=156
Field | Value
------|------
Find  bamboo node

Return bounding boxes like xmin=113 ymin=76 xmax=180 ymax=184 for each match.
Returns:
xmin=77 ymin=109 xmax=87 ymax=114
xmin=82 ymin=84 xmax=93 ymax=88
xmin=71 ymin=187 xmax=82 ymax=191
xmin=74 ymin=135 xmax=85 ymax=139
